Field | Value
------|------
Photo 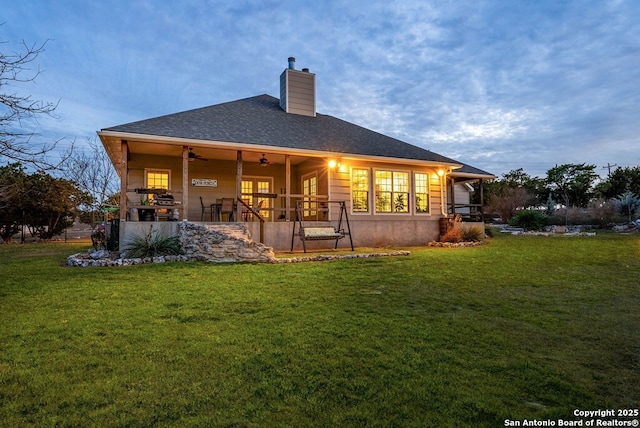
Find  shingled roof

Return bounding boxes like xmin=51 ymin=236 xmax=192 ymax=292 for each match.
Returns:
xmin=103 ymin=94 xmax=468 ymax=166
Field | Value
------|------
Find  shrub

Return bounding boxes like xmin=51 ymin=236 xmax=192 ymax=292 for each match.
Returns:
xmin=462 ymin=226 xmax=485 ymax=242
xmin=123 ymin=226 xmax=183 ymax=258
xmin=510 ymin=210 xmax=547 ymax=231
xmin=441 ymin=227 xmax=463 ymax=243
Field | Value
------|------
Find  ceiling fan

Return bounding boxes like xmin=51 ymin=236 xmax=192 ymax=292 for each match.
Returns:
xmin=188 ymin=147 xmax=208 ymax=161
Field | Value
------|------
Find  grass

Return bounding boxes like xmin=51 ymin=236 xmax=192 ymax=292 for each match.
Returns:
xmin=0 ymin=233 xmax=639 ymax=426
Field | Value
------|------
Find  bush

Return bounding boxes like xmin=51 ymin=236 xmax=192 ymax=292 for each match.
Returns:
xmin=123 ymin=226 xmax=183 ymax=258
xmin=441 ymin=227 xmax=463 ymax=243
xmin=510 ymin=210 xmax=547 ymax=231
xmin=462 ymin=226 xmax=485 ymax=242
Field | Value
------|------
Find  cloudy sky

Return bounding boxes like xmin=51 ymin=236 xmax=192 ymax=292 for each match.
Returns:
xmin=2 ymin=0 xmax=639 ymax=178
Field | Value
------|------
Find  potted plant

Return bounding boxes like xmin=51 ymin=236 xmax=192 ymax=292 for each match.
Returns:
xmin=138 ymin=198 xmax=155 ymax=221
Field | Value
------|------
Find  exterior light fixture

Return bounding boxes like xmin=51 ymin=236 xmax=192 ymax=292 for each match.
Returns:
xmin=328 ymin=159 xmax=338 ymax=169
xmin=259 ymin=154 xmax=270 ymax=167
xmin=437 ymin=169 xmax=445 ymax=177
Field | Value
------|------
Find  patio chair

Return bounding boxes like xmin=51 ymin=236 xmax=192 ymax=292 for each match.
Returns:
xmin=220 ymin=198 xmax=235 ymax=221
xmin=200 ymin=196 xmax=213 ymax=221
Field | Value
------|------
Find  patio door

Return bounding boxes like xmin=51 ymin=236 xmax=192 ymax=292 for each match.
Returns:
xmin=301 ymin=173 xmax=318 ymax=220
xmin=241 ymin=177 xmax=272 ymax=219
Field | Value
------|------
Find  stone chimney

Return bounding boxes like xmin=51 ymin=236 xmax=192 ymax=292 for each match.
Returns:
xmin=279 ymin=57 xmax=316 ymax=117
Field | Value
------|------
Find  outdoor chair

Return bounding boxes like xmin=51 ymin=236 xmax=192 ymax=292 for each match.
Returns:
xmin=200 ymin=196 xmax=213 ymax=221
xmin=220 ymin=198 xmax=235 ymax=221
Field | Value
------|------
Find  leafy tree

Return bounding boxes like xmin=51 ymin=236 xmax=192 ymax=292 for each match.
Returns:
xmin=546 ymin=163 xmax=598 ymax=209
xmin=0 ymin=163 xmax=27 ymax=242
xmin=0 ymin=163 xmax=91 ymax=241
xmin=1 ymin=32 xmax=69 ymax=169
xmin=596 ymin=166 xmax=640 ymax=200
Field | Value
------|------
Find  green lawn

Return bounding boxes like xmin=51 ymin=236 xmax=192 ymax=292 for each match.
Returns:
xmin=1 ymin=233 xmax=638 ymax=427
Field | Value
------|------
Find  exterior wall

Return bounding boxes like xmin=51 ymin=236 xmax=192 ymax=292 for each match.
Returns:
xmin=121 ymin=152 xmax=456 ymax=251
xmin=246 ymin=218 xmax=441 ymax=251
xmin=119 ymin=220 xmax=180 ymax=251
xmin=329 ymin=160 xmax=447 ymax=220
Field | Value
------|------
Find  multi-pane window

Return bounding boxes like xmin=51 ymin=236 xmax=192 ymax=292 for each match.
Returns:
xmin=414 ymin=173 xmax=430 ymax=213
xmin=145 ymin=169 xmax=170 ymax=201
xmin=146 ymin=169 xmax=169 ymax=190
xmin=351 ymin=168 xmax=369 ymax=212
xmin=375 ymin=170 xmax=409 ymax=213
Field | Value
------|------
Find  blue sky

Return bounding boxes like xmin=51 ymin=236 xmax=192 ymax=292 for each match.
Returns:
xmin=2 ymin=0 xmax=639 ymax=178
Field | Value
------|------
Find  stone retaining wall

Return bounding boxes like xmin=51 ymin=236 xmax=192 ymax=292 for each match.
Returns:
xmin=180 ymin=222 xmax=275 ymax=263
xmin=68 ymin=221 xmax=275 ymax=267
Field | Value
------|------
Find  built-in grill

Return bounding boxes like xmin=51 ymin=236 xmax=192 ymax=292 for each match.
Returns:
xmin=155 ymin=194 xmax=174 ymax=206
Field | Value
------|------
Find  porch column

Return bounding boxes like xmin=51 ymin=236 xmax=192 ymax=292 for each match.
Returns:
xmin=182 ymin=146 xmax=189 ymax=220
xmin=119 ymin=140 xmax=128 ymax=220
xmin=285 ymin=154 xmax=291 ymax=221
xmin=236 ymin=151 xmax=243 ymax=218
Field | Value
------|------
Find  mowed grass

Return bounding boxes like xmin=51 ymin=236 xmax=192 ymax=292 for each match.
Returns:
xmin=0 ymin=233 xmax=638 ymax=427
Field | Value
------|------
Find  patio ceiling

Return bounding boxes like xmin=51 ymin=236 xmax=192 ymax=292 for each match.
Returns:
xmin=99 ymin=134 xmax=314 ymax=168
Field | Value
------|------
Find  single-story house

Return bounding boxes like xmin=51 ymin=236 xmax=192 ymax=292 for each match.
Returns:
xmin=98 ymin=57 xmax=494 ymax=251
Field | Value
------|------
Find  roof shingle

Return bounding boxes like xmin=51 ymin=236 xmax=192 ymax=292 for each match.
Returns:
xmin=104 ymin=94 xmax=468 ymax=165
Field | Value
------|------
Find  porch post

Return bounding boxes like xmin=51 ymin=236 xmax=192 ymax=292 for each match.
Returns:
xmin=119 ymin=140 xmax=128 ymax=220
xmin=182 ymin=146 xmax=189 ymax=220
xmin=285 ymin=154 xmax=291 ymax=221
xmin=236 ymin=151 xmax=242 ymax=219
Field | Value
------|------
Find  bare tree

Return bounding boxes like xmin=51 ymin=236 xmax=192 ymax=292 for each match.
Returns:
xmin=62 ymin=138 xmax=119 ymax=222
xmin=1 ymin=31 xmax=69 ymax=169
xmin=488 ymin=187 xmax=532 ymax=223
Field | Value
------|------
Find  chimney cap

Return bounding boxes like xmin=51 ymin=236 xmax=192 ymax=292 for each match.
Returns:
xmin=287 ymin=57 xmax=296 ymax=70
xmin=302 ymin=68 xmax=310 ymax=73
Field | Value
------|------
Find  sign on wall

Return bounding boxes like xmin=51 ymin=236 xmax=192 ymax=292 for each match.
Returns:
xmin=191 ymin=178 xmax=218 ymax=187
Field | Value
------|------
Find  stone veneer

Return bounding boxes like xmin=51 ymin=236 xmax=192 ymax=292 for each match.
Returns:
xmin=180 ymin=222 xmax=275 ymax=263
xmin=67 ymin=221 xmax=275 ymax=267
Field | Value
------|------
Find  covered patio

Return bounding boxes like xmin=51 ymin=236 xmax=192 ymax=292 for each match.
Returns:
xmin=99 ymin=135 xmax=353 ymax=251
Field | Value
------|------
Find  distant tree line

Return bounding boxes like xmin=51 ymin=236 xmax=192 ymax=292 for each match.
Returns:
xmin=475 ymin=163 xmax=640 ymax=227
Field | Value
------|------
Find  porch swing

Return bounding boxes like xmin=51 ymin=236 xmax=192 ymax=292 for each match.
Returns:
xmin=290 ymin=200 xmax=354 ymax=253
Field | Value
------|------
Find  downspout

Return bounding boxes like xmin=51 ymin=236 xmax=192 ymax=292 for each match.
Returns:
xmin=440 ymin=169 xmax=448 ymax=216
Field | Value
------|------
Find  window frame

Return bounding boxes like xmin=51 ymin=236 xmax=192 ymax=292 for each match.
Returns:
xmin=144 ymin=168 xmax=171 ymax=191
xmin=374 ymin=169 xmax=410 ymax=214
xmin=350 ymin=167 xmax=371 ymax=214
xmin=413 ymin=172 xmax=431 ymax=215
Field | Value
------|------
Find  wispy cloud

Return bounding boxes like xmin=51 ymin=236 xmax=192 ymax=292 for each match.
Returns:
xmin=2 ymin=0 xmax=639 ymax=177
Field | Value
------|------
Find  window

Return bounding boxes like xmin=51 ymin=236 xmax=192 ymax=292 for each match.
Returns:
xmin=145 ymin=169 xmax=170 ymax=190
xmin=145 ymin=169 xmax=170 ymax=201
xmin=375 ymin=170 xmax=409 ymax=213
xmin=302 ymin=173 xmax=317 ymax=218
xmin=351 ymin=168 xmax=369 ymax=213
xmin=414 ymin=173 xmax=430 ymax=213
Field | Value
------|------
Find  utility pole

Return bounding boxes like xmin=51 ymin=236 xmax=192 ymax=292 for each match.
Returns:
xmin=601 ymin=163 xmax=617 ymax=176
